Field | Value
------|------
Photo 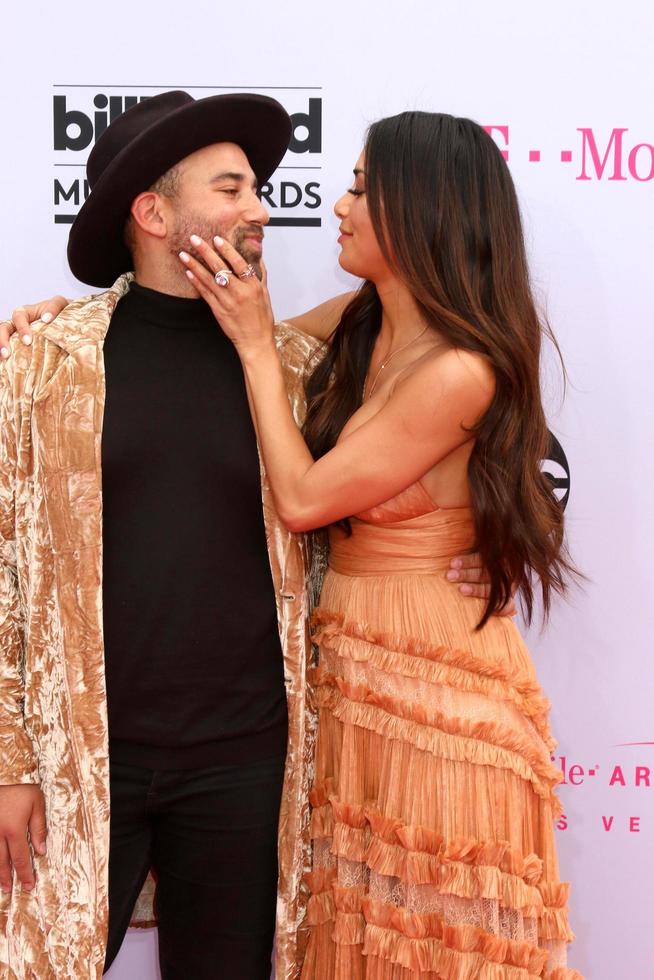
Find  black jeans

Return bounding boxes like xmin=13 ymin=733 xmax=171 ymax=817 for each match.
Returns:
xmin=103 ymin=754 xmax=286 ymax=979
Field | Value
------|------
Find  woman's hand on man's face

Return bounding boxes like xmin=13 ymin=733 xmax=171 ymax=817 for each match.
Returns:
xmin=178 ymin=235 xmax=275 ymax=360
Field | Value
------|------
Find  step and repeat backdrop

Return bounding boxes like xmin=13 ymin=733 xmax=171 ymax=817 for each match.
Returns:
xmin=2 ymin=2 xmax=652 ymax=977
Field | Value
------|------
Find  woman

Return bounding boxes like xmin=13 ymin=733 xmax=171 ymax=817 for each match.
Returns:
xmin=177 ymin=111 xmax=580 ymax=979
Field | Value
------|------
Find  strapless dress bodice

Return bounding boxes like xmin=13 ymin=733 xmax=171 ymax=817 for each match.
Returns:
xmin=328 ymin=481 xmax=475 ymax=576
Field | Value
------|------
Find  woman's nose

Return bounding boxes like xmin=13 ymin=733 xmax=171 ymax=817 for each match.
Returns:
xmin=334 ymin=192 xmax=350 ymax=218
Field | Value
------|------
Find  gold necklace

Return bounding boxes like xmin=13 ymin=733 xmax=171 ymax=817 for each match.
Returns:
xmin=365 ymin=325 xmax=429 ymax=400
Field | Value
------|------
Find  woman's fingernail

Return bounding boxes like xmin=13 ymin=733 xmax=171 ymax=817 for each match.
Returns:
xmin=22 ymin=335 xmax=32 ymax=346
xmin=460 ymin=584 xmax=473 ymax=595
xmin=42 ymin=312 xmax=53 ymax=323
xmin=450 ymin=558 xmax=462 ymax=569
xmin=446 ymin=570 xmax=459 ymax=582
xmin=179 ymin=251 xmax=190 ymax=263
xmin=214 ymin=235 xmax=224 ymax=247
xmin=190 ymin=234 xmax=202 ymax=246
xmin=0 ymin=347 xmax=9 ymax=359
xmin=186 ymin=270 xmax=195 ymax=280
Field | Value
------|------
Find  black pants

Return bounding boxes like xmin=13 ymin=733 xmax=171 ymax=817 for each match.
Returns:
xmin=103 ymin=754 xmax=286 ymax=979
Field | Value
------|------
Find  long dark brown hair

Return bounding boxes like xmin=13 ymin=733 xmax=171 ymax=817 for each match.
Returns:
xmin=304 ymin=111 xmax=575 ymax=627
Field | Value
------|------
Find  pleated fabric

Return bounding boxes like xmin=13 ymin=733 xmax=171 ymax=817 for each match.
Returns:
xmin=300 ymin=484 xmax=581 ymax=980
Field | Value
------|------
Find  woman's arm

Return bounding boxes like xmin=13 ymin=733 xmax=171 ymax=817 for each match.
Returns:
xmin=180 ymin=236 xmax=494 ymax=533
xmin=240 ymin=341 xmax=493 ymax=531
xmin=285 ymin=291 xmax=356 ymax=340
xmin=0 ymin=297 xmax=70 ymax=356
xmin=0 ymin=286 xmax=354 ymax=357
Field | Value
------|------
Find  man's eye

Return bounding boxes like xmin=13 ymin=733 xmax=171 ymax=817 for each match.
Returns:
xmin=219 ymin=188 xmax=239 ymax=196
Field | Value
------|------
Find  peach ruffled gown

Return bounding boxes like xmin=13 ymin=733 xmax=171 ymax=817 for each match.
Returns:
xmin=301 ymin=482 xmax=580 ymax=980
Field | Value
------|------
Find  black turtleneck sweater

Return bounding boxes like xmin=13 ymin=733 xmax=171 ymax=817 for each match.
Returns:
xmin=101 ymin=282 xmax=287 ymax=769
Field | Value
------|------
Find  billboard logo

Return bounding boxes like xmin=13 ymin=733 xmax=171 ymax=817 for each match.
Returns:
xmin=53 ymin=94 xmax=322 ymax=155
xmin=53 ymin=87 xmax=324 ymax=228
xmin=54 ymin=94 xmax=148 ymax=150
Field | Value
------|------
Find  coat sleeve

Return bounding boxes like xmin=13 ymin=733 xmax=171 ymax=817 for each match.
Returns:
xmin=0 ymin=361 xmax=38 ymax=785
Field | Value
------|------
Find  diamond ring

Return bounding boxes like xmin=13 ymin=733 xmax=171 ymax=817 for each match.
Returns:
xmin=214 ymin=269 xmax=232 ymax=288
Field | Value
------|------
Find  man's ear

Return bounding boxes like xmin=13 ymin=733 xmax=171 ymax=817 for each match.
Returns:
xmin=130 ymin=191 xmax=169 ymax=240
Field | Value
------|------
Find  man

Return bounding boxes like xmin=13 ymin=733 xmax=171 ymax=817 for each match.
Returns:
xmin=0 ymin=91 xmax=498 ymax=979
xmin=0 ymin=89 xmax=319 ymax=980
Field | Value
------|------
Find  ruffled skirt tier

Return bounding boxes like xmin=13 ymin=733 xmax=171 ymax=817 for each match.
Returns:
xmin=300 ymin=563 xmax=581 ymax=979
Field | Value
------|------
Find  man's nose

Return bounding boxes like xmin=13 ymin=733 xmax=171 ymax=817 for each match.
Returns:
xmin=245 ymin=190 xmax=270 ymax=225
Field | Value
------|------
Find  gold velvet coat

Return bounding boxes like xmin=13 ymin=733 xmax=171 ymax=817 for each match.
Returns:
xmin=0 ymin=275 xmax=320 ymax=979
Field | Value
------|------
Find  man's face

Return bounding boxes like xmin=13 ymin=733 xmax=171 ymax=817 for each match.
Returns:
xmin=166 ymin=142 xmax=269 ymax=274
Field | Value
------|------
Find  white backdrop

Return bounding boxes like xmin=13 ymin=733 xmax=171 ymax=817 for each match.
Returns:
xmin=2 ymin=2 xmax=653 ymax=977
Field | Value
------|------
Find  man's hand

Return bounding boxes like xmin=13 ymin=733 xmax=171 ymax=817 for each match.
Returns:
xmin=0 ymin=785 xmax=47 ymax=892
xmin=447 ymin=552 xmax=517 ymax=617
xmin=0 ymin=297 xmax=69 ymax=359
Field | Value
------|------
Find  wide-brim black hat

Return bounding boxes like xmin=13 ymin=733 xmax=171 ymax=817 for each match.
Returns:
xmin=67 ymin=90 xmax=292 ymax=287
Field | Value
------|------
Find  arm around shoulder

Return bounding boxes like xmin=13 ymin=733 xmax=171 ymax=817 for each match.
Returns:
xmin=286 ymin=290 xmax=357 ymax=341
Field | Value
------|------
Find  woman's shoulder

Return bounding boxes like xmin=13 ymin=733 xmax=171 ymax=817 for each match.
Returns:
xmin=385 ymin=345 xmax=496 ymax=441
xmin=395 ymin=344 xmax=495 ymax=404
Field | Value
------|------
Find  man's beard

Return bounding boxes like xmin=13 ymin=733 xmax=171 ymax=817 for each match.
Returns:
xmin=169 ymin=210 xmax=264 ymax=278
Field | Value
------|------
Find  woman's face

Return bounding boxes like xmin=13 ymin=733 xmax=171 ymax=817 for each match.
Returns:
xmin=334 ymin=152 xmax=393 ymax=282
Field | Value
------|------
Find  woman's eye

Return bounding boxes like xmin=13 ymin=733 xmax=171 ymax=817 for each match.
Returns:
xmin=348 ymin=188 xmax=364 ymax=197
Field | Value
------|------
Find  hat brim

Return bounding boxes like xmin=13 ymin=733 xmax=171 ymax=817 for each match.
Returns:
xmin=67 ymin=93 xmax=292 ymax=287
